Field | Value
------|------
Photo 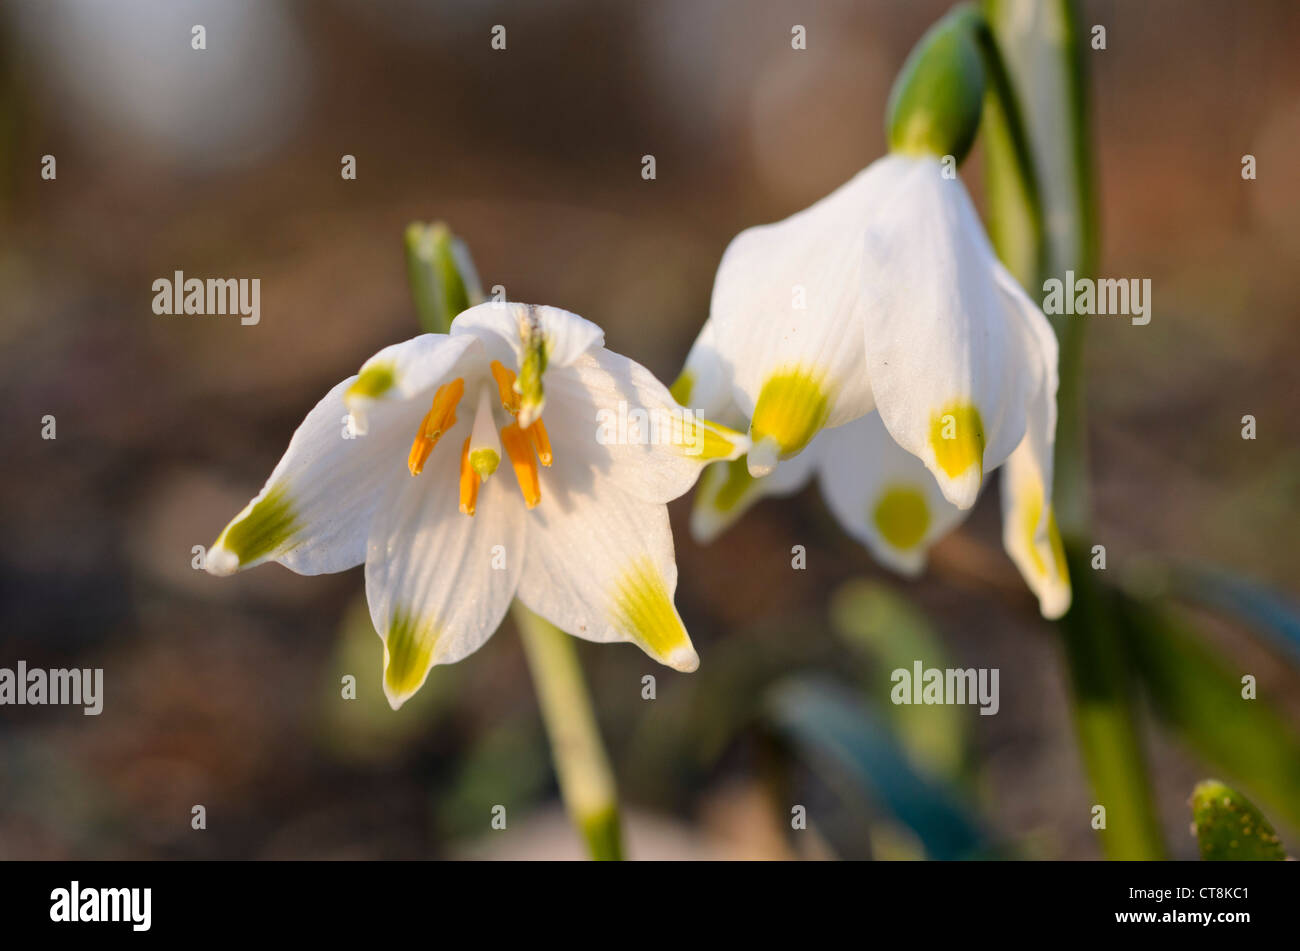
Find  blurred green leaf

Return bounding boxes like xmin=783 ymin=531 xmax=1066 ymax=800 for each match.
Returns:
xmin=1058 ymin=545 xmax=1166 ymax=859
xmin=1120 ymin=595 xmax=1300 ymax=832
xmin=765 ymin=677 xmax=992 ymax=860
xmin=1190 ymin=780 xmax=1287 ymax=861
xmin=1170 ymin=564 xmax=1300 ymax=669
xmin=404 ymin=221 xmax=483 ymax=334
xmin=830 ymin=579 xmax=969 ymax=782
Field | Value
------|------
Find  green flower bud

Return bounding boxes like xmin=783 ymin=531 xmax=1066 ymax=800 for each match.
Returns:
xmin=1190 ymin=779 xmax=1287 ymax=861
xmin=886 ymin=4 xmax=987 ymax=165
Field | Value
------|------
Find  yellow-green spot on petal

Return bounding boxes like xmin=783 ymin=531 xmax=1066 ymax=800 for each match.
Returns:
xmin=750 ymin=368 xmax=831 ymax=458
xmin=470 ymin=448 xmax=500 ymax=479
xmin=678 ymin=417 xmax=747 ymax=461
xmin=1022 ymin=488 xmax=1068 ymax=579
xmin=610 ymin=558 xmax=696 ymax=671
xmin=516 ymin=312 xmax=549 ymax=428
xmin=928 ymin=402 xmax=985 ymax=480
xmin=872 ymin=485 xmax=930 ymax=550
xmin=713 ymin=456 xmax=758 ymax=513
xmin=669 ymin=370 xmax=694 ymax=406
xmin=214 ymin=484 xmax=299 ymax=569
xmin=346 ymin=362 xmax=396 ymax=403
xmin=383 ymin=608 xmax=439 ymax=703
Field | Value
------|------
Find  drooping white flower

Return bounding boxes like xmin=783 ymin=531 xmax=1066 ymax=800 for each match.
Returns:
xmin=207 ymin=303 xmax=748 ymax=707
xmin=685 ymin=151 xmax=1071 ymax=617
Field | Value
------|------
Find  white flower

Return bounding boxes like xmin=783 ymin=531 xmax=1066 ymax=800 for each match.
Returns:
xmin=683 ymin=151 xmax=1070 ymax=617
xmin=207 ymin=303 xmax=748 ymax=708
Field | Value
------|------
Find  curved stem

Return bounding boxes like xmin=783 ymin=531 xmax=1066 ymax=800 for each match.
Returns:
xmin=514 ymin=603 xmax=624 ymax=860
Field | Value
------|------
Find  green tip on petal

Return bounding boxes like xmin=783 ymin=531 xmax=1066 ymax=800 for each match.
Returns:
xmin=515 ymin=309 xmax=549 ymax=428
xmin=208 ymin=485 xmax=300 ymax=575
xmin=872 ymin=485 xmax=931 ymax=551
xmin=1190 ymin=780 xmax=1287 ymax=861
xmin=669 ymin=370 xmax=694 ymax=406
xmin=610 ymin=559 xmax=698 ymax=672
xmin=382 ymin=608 xmax=440 ymax=709
xmin=928 ymin=402 xmax=986 ymax=481
xmin=885 ymin=3 xmax=987 ymax=164
xmin=346 ymin=362 xmax=396 ymax=404
xmin=749 ymin=368 xmax=831 ymax=471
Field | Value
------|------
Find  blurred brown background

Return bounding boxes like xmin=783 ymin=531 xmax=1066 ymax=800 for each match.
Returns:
xmin=1 ymin=0 xmax=1297 ymax=859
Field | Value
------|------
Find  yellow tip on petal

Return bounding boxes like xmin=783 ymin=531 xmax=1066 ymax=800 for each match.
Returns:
xmin=928 ymin=402 xmax=985 ymax=481
xmin=669 ymin=370 xmax=694 ymax=406
xmin=208 ymin=485 xmax=299 ymax=574
xmin=610 ymin=558 xmax=697 ymax=671
xmin=346 ymin=362 xmax=396 ymax=403
xmin=872 ymin=485 xmax=931 ymax=551
xmin=750 ymin=368 xmax=831 ymax=461
xmin=383 ymin=608 xmax=440 ymax=709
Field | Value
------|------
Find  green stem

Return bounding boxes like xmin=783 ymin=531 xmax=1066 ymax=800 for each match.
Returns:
xmin=981 ymin=0 xmax=1162 ymax=859
xmin=514 ymin=604 xmax=624 ymax=860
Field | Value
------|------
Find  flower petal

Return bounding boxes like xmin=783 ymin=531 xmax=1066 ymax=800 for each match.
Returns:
xmin=541 ymin=348 xmax=748 ymax=506
xmin=690 ymin=439 xmax=819 ymax=544
xmin=364 ymin=417 xmax=525 ymax=709
xmin=451 ymin=301 xmax=604 ymax=369
xmin=208 ymin=378 xmax=416 ymax=577
xmin=208 ymin=334 xmax=479 ymax=577
xmin=515 ymin=459 xmax=698 ymax=672
xmin=670 ymin=318 xmax=733 ymax=418
xmin=709 ymin=162 xmax=891 ymax=458
xmin=344 ymin=333 xmax=480 ymax=435
xmin=816 ymin=412 xmax=968 ymax=577
xmin=861 ymin=154 xmax=1043 ymax=509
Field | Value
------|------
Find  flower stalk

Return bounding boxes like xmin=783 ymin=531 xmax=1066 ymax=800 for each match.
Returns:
xmin=514 ymin=604 xmax=624 ymax=860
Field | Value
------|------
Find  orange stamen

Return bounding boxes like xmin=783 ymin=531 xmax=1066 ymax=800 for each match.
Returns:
xmin=501 ymin=422 xmax=541 ymax=508
xmin=407 ymin=378 xmax=465 ymax=476
xmin=458 ymin=436 xmax=479 ymax=516
xmin=525 ymin=418 xmax=553 ymax=467
xmin=491 ymin=360 xmax=521 ymax=416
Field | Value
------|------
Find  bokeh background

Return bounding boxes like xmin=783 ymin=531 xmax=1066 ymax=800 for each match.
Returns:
xmin=2 ymin=0 xmax=1298 ymax=859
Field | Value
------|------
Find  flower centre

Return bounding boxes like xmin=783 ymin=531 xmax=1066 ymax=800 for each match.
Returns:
xmin=407 ymin=361 xmax=553 ymax=515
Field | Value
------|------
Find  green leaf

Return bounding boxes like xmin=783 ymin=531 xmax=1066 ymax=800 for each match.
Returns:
xmin=829 ymin=580 xmax=969 ymax=782
xmin=404 ymin=221 xmax=484 ymax=334
xmin=765 ymin=677 xmax=992 ymax=860
xmin=1190 ymin=780 xmax=1287 ymax=861
xmin=1120 ymin=595 xmax=1300 ymax=833
xmin=1057 ymin=545 xmax=1166 ymax=859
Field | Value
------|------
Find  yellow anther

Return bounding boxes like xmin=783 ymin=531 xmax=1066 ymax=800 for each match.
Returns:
xmin=407 ymin=377 xmax=465 ymax=476
xmin=501 ymin=422 xmax=541 ymax=508
xmin=525 ymin=418 xmax=553 ymax=467
xmin=458 ymin=437 xmax=479 ymax=516
xmin=491 ymin=360 xmax=521 ymax=416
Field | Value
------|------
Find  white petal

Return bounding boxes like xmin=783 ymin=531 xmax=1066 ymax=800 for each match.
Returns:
xmin=344 ymin=333 xmax=480 ymax=435
xmin=208 ymin=335 xmax=479 ymax=576
xmin=365 ymin=417 xmax=525 ymax=708
xmin=999 ymin=419 xmax=1071 ymax=619
xmin=451 ymin=301 xmax=604 ymax=369
xmin=817 ymin=413 xmax=968 ymax=577
xmin=690 ymin=437 xmax=819 ymax=544
xmin=515 ymin=458 xmax=698 ymax=673
xmin=709 ymin=161 xmax=891 ymax=456
xmin=861 ymin=154 xmax=1043 ymax=509
xmin=207 ymin=376 xmax=418 ymax=577
xmin=996 ymin=266 xmax=1070 ymax=619
xmin=671 ymin=318 xmax=733 ymax=418
xmin=540 ymin=348 xmax=748 ymax=506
